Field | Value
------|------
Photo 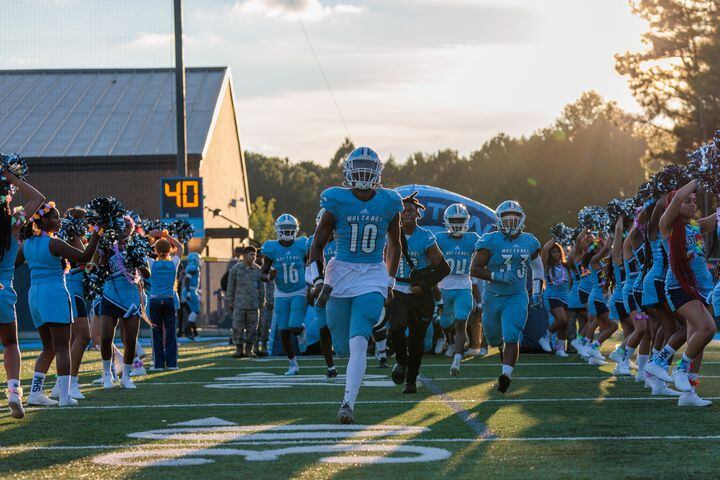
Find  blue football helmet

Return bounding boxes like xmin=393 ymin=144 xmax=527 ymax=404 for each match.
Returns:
xmin=443 ymin=203 xmax=470 ymax=236
xmin=274 ymin=213 xmax=299 ymax=241
xmin=495 ymin=200 xmax=525 ymax=236
xmin=343 ymin=147 xmax=383 ymax=190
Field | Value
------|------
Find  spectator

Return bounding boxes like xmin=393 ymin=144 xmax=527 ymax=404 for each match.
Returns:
xmin=226 ymin=246 xmax=265 ymax=358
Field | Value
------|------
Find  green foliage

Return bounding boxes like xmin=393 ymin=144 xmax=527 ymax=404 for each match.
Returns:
xmin=616 ymin=0 xmax=720 ymax=163
xmin=248 ymin=196 xmax=276 ymax=244
xmin=245 ymin=93 xmax=647 ymax=239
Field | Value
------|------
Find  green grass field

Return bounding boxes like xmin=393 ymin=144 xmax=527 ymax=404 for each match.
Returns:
xmin=2 ymin=340 xmax=720 ymax=479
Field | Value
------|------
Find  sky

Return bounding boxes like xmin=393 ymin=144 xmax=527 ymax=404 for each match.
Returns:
xmin=0 ymin=0 xmax=649 ymax=164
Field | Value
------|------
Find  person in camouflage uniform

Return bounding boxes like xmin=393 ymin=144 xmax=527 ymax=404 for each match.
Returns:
xmin=226 ymin=246 xmax=265 ymax=358
xmin=257 ymin=252 xmax=274 ymax=357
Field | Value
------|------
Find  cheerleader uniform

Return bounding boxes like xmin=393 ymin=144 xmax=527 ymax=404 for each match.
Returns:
xmin=24 ymin=235 xmax=73 ymax=327
xmin=544 ymin=264 xmax=570 ymax=309
xmin=567 ymin=266 xmax=583 ymax=311
xmin=609 ymin=262 xmax=627 ymax=321
xmin=577 ymin=261 xmax=593 ymax=309
xmin=641 ymin=238 xmax=666 ymax=308
xmin=66 ymin=266 xmax=87 ymax=318
xmin=588 ymin=262 xmax=609 ymax=316
xmin=622 ymin=245 xmax=643 ymax=314
xmin=100 ymin=251 xmax=142 ymax=319
xmin=665 ymin=224 xmax=714 ymax=312
xmin=0 ymin=238 xmax=19 ymax=324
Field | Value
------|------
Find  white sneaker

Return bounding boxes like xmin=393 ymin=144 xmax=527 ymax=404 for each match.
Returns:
xmin=120 ymin=377 xmax=136 ymax=389
xmin=570 ymin=338 xmax=585 ymax=354
xmin=7 ymin=387 xmax=24 ymax=419
xmin=478 ymin=347 xmax=488 ymax=357
xmin=450 ymin=360 xmax=460 ymax=377
xmin=588 ymin=356 xmax=606 ymax=366
xmin=284 ymin=366 xmax=300 ymax=376
xmin=102 ymin=373 xmax=115 ymax=389
xmin=166 ymin=366 xmax=179 ymax=371
xmin=651 ymin=378 xmax=682 ymax=396
xmin=69 ymin=383 xmax=85 ymax=400
xmin=538 ymin=335 xmax=552 ymax=353
xmin=130 ymin=365 xmax=147 ymax=377
xmin=444 ymin=345 xmax=455 ymax=358
xmin=672 ymin=367 xmax=692 ymax=392
xmin=613 ymin=361 xmax=632 ymax=376
xmin=149 ymin=366 xmax=164 ymax=372
xmin=635 ymin=366 xmax=645 ymax=383
xmin=608 ymin=346 xmax=625 ymax=364
xmin=58 ymin=396 xmax=78 ymax=407
xmin=464 ymin=348 xmax=481 ymax=356
xmin=643 ymin=361 xmax=673 ymax=383
xmin=644 ymin=372 xmax=653 ymax=389
xmin=92 ymin=375 xmax=104 ymax=385
xmin=27 ymin=392 xmax=58 ymax=406
xmin=555 ymin=345 xmax=569 ymax=358
xmin=588 ymin=344 xmax=605 ymax=360
xmin=577 ymin=344 xmax=591 ymax=359
xmin=434 ymin=338 xmax=447 ymax=355
xmin=50 ymin=382 xmax=60 ymax=398
xmin=136 ymin=343 xmax=146 ymax=359
xmin=678 ymin=390 xmax=712 ymax=407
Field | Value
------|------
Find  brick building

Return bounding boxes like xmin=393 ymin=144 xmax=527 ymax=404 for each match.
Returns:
xmin=0 ymin=67 xmax=250 ymax=258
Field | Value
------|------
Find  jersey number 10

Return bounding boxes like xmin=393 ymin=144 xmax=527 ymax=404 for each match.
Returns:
xmin=349 ymin=223 xmax=378 ymax=254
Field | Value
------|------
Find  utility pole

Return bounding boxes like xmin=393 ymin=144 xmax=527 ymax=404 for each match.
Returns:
xmin=174 ymin=0 xmax=187 ymax=177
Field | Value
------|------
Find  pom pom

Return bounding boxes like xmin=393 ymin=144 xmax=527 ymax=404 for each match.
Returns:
xmin=167 ymin=219 xmax=195 ymax=244
xmin=578 ymin=206 xmax=609 ymax=232
xmin=85 ymin=197 xmax=126 ymax=233
xmin=550 ymin=222 xmax=576 ymax=247
xmin=651 ymin=164 xmax=691 ymax=194
xmin=83 ymin=263 xmax=110 ymax=301
xmin=0 ymin=152 xmax=27 ymax=200
xmin=686 ymin=136 xmax=720 ymax=194
xmin=58 ymin=211 xmax=88 ymax=241
xmin=123 ymin=234 xmax=152 ymax=272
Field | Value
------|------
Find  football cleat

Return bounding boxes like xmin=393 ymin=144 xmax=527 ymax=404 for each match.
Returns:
xmin=403 ymin=382 xmax=417 ymax=394
xmin=450 ymin=360 xmax=461 ymax=377
xmin=284 ymin=366 xmax=300 ymax=376
xmin=378 ymin=357 xmax=388 ymax=368
xmin=337 ymin=402 xmax=355 ymax=424
xmin=672 ymin=367 xmax=692 ymax=392
xmin=434 ymin=338 xmax=447 ymax=355
xmin=643 ymin=360 xmax=673 ymax=383
xmin=326 ymin=368 xmax=338 ymax=379
xmin=538 ymin=335 xmax=552 ymax=353
xmin=497 ymin=374 xmax=512 ymax=394
xmin=7 ymin=387 xmax=24 ymax=419
xmin=391 ymin=363 xmax=407 ymax=385
xmin=27 ymin=392 xmax=58 ymax=406
xmin=678 ymin=390 xmax=712 ymax=407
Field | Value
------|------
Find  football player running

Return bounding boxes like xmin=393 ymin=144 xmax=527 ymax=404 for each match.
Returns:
xmin=309 ymin=147 xmax=403 ymax=424
xmin=435 ymin=204 xmax=480 ymax=376
xmin=261 ymin=214 xmax=309 ymax=376
xmin=470 ymin=201 xmax=543 ymax=393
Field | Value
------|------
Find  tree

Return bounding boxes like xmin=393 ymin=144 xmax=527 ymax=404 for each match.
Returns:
xmin=249 ymin=196 xmax=276 ymax=244
xmin=615 ymin=0 xmax=720 ymax=163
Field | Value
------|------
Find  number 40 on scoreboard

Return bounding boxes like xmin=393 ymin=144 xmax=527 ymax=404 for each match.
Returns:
xmin=160 ymin=177 xmax=205 ymax=238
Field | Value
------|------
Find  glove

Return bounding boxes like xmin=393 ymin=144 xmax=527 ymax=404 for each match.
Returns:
xmin=491 ymin=270 xmax=517 ymax=284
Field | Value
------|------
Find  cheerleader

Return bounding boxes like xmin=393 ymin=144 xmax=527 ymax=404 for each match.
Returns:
xmin=146 ymin=231 xmax=183 ymax=370
xmin=182 ymin=253 xmax=202 ymax=339
xmin=539 ymin=239 xmax=570 ymax=357
xmin=51 ymin=208 xmax=91 ymax=401
xmin=566 ymin=238 xmax=588 ymax=354
xmin=98 ymin=216 xmax=150 ymax=389
xmin=658 ymin=179 xmax=715 ymax=406
xmin=571 ymin=232 xmax=602 ymax=359
xmin=585 ymin=237 xmax=617 ymax=364
xmin=0 ymin=170 xmax=45 ymax=418
xmin=18 ymin=202 xmax=102 ymax=407
xmin=608 ymin=215 xmax=634 ymax=375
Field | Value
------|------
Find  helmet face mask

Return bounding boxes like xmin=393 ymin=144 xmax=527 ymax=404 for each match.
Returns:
xmin=495 ymin=201 xmax=525 ymax=236
xmin=443 ymin=203 xmax=470 ymax=237
xmin=275 ymin=214 xmax=299 ymax=242
xmin=343 ymin=147 xmax=382 ymax=190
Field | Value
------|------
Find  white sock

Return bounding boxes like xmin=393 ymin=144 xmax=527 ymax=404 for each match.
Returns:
xmin=57 ymin=375 xmax=70 ymax=403
xmin=637 ymin=354 xmax=649 ymax=370
xmin=289 ymin=357 xmax=298 ymax=368
xmin=7 ymin=379 xmax=20 ymax=390
xmin=502 ymin=364 xmax=514 ymax=378
xmin=453 ymin=353 xmax=462 ymax=363
xmin=30 ymin=372 xmax=46 ymax=394
xmin=122 ymin=364 xmax=132 ymax=380
xmin=112 ymin=345 xmax=123 ymax=368
xmin=70 ymin=376 xmax=78 ymax=388
xmin=103 ymin=360 xmax=112 ymax=376
xmin=136 ymin=341 xmax=145 ymax=357
xmin=343 ymin=336 xmax=368 ymax=410
xmin=375 ymin=339 xmax=387 ymax=356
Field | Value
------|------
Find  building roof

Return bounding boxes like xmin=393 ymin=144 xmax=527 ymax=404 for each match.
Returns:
xmin=0 ymin=67 xmax=229 ymax=158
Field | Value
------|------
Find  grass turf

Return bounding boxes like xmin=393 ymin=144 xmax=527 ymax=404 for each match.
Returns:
xmin=2 ymin=340 xmax=720 ymax=479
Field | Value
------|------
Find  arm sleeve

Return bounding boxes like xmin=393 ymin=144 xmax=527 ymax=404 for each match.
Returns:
xmin=320 ymin=188 xmax=339 ymax=218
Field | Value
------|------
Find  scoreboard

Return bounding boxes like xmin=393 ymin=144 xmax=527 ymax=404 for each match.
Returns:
xmin=160 ymin=177 xmax=204 ymax=238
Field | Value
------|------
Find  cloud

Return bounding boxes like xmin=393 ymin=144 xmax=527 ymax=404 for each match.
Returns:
xmin=231 ymin=0 xmax=364 ymax=22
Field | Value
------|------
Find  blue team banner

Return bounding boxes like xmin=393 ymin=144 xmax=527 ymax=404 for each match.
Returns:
xmin=395 ymin=184 xmax=497 ymax=235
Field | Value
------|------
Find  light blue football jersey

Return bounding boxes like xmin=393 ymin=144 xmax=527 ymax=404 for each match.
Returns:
xmin=396 ymin=226 xmax=437 ymax=286
xmin=262 ymin=236 xmax=309 ymax=294
xmin=307 ymin=234 xmax=336 ymax=262
xmin=435 ymin=231 xmax=480 ymax=277
xmin=320 ymin=187 xmax=403 ymax=264
xmin=475 ymin=231 xmax=541 ymax=296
